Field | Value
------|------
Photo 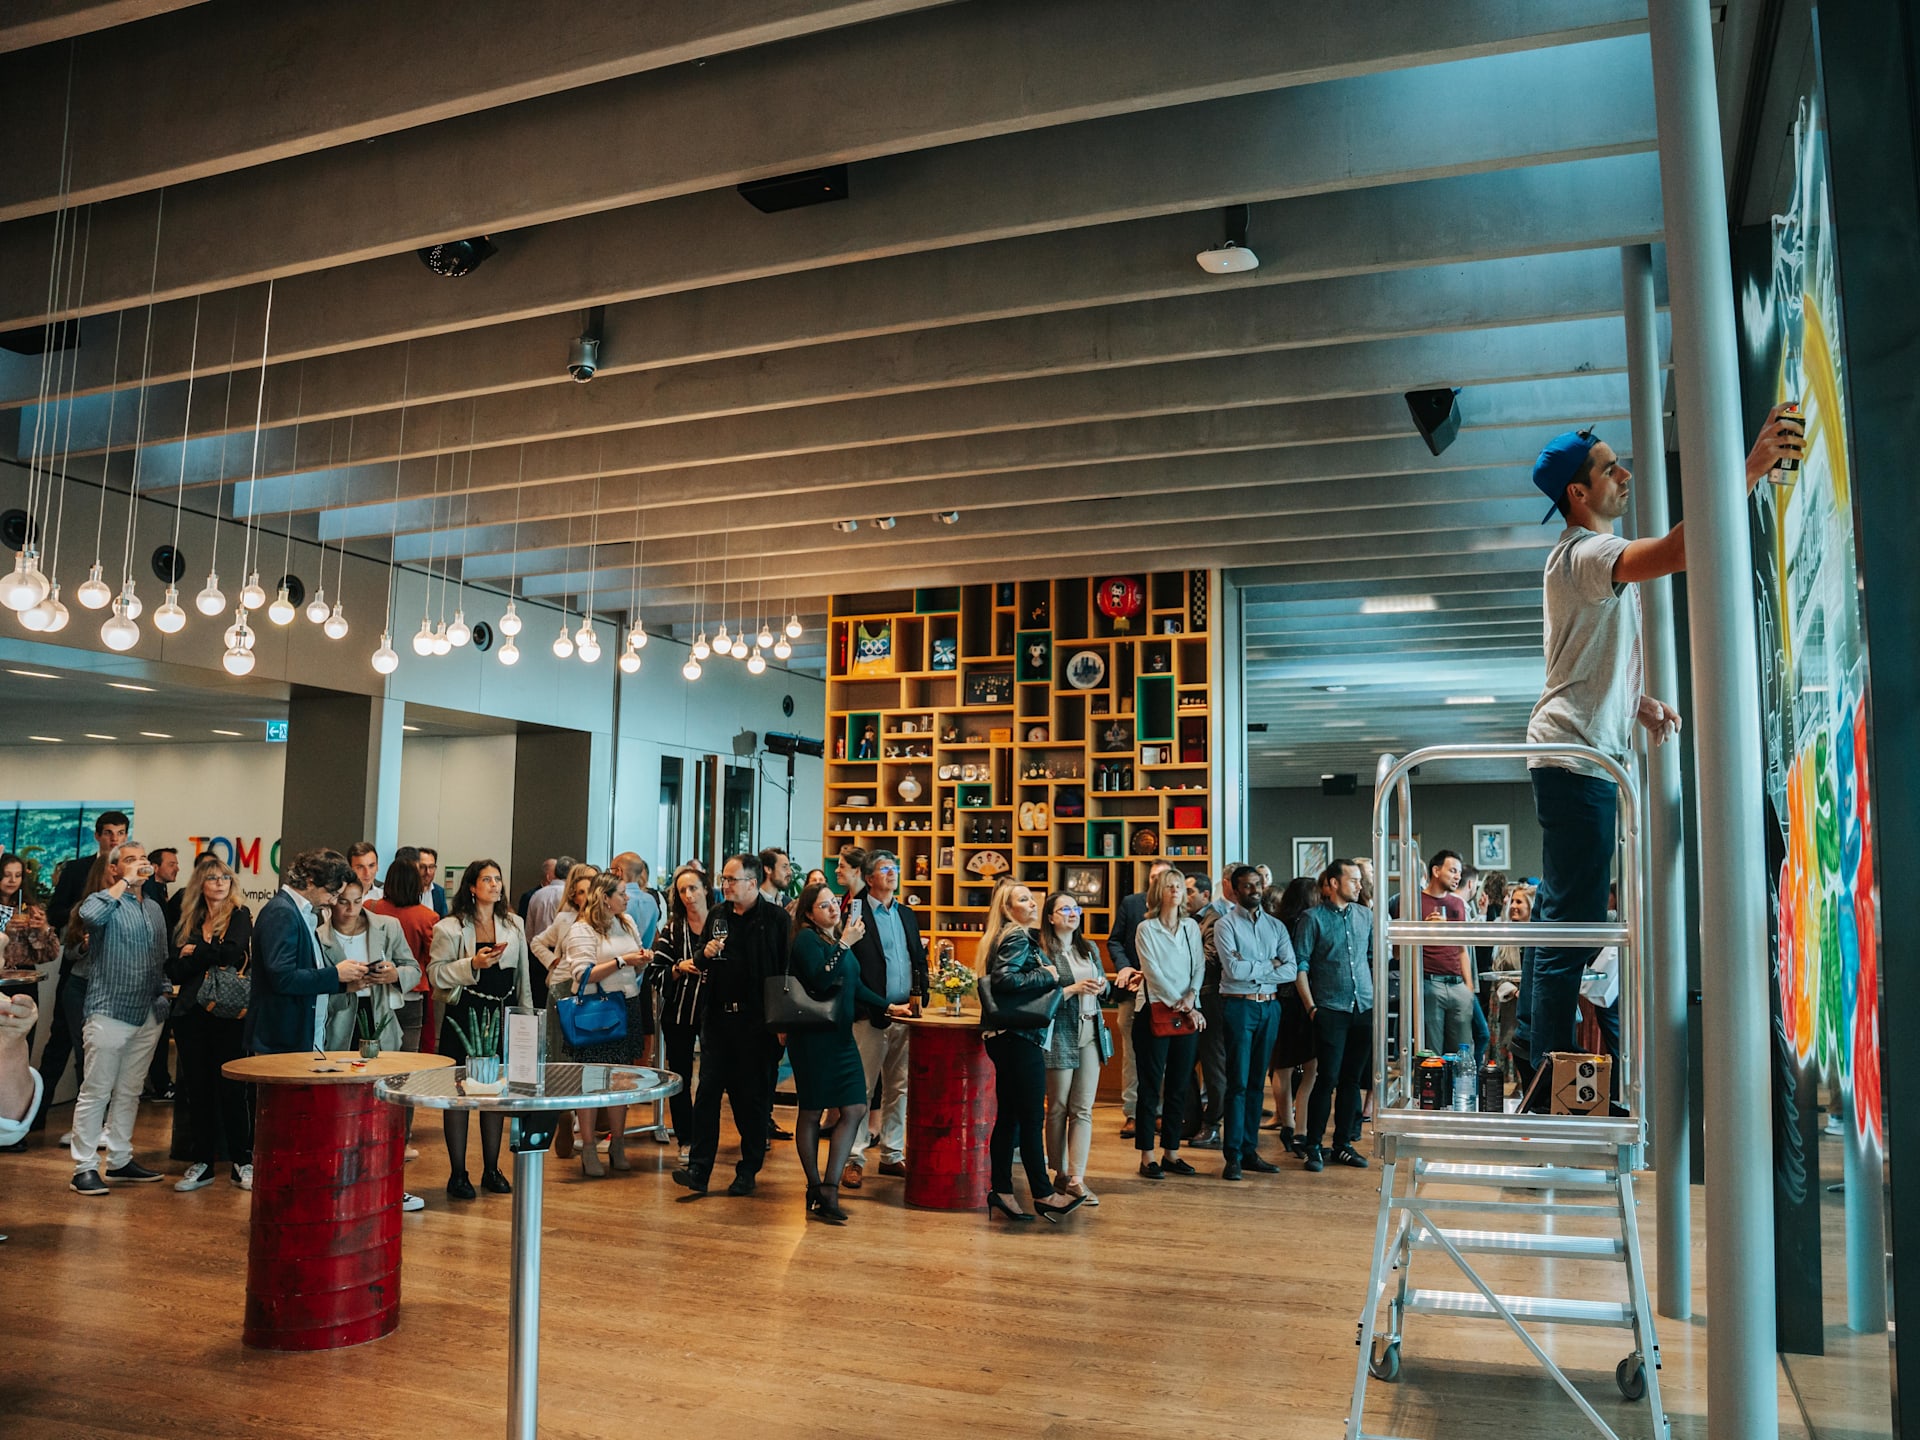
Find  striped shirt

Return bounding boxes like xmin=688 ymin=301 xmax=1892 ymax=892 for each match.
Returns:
xmin=76 ymin=887 xmax=170 ymax=1026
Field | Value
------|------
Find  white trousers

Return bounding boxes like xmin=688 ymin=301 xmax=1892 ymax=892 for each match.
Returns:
xmin=851 ymin=1020 xmax=911 ymax=1166
xmin=70 ymin=1012 xmax=163 ymax=1172
xmin=1046 ymin=1043 xmax=1102 ymax=1179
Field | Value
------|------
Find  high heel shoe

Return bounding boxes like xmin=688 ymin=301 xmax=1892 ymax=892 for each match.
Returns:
xmin=986 ymin=1192 xmax=1035 ymax=1223
xmin=1036 ymin=1192 xmax=1087 ymax=1223
xmin=607 ymin=1139 xmax=631 ymax=1172
xmin=817 ymin=1185 xmax=849 ymax=1225
xmin=579 ymin=1146 xmax=606 ymax=1178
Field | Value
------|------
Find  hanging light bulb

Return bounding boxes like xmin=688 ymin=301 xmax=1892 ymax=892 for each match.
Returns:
xmin=498 ymin=600 xmax=523 ymax=637
xmin=747 ymin=645 xmax=767 ymax=675
xmin=223 ymin=612 xmax=257 ymax=652
xmin=773 ymin=635 xmax=792 ymax=661
xmin=75 ymin=561 xmax=113 ymax=611
xmin=628 ymin=619 xmax=648 ymax=650
xmin=785 ymin=613 xmax=803 ymax=639
xmin=0 ymin=550 xmax=51 ymax=613
xmin=267 ymin=585 xmax=297 ymax=626
xmin=153 ymin=586 xmax=187 ymax=634
xmin=42 ymin=585 xmax=69 ymax=634
xmin=431 ymin=622 xmax=452 ymax=657
xmin=323 ymin=602 xmax=349 ymax=640
xmin=195 ymin=572 xmax=226 ymax=616
xmin=19 ymin=591 xmax=55 ymax=632
xmin=713 ymin=622 xmax=731 ymax=654
xmin=691 ymin=631 xmax=711 ymax=661
xmin=756 ymin=622 xmax=775 ymax=649
xmin=372 ymin=633 xmax=400 ymax=675
xmin=446 ymin=609 xmax=471 ymax=647
xmin=223 ymin=641 xmax=256 ymax=676
xmin=681 ymin=655 xmax=702 ymax=681
xmin=239 ymin=571 xmax=267 ymax=610
xmin=100 ymin=599 xmax=140 ymax=652
xmin=552 ymin=621 xmax=574 ymax=659
xmin=730 ymin=634 xmax=749 ymax=660
xmin=576 ymin=621 xmax=600 ymax=663
xmin=618 ymin=645 xmax=641 ymax=674
xmin=498 ymin=637 xmax=520 ymax=666
xmin=305 ymin=587 xmax=330 ymax=624
xmin=118 ymin=581 xmax=142 ymax=621
xmin=412 ymin=619 xmax=436 ymax=656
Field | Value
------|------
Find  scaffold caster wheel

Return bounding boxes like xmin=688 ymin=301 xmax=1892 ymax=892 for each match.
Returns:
xmin=1369 ymin=1339 xmax=1401 ymax=1383
xmin=1616 ymin=1355 xmax=1646 ymax=1402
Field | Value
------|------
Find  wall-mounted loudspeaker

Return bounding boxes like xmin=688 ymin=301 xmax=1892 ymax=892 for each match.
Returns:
xmin=1405 ymin=388 xmax=1462 ymax=457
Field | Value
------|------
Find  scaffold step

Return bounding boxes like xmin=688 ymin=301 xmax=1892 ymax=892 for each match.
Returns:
xmin=1420 ymin=1161 xmax=1616 ymax=1191
xmin=1404 ymin=1288 xmax=1634 ymax=1327
xmin=1411 ymin=1228 xmax=1624 ymax=1261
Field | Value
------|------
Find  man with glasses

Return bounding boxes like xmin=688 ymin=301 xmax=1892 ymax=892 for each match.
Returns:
xmin=845 ymin=849 xmax=926 ymax=1187
xmin=245 ymin=849 xmax=368 ymax=1057
xmin=32 ymin=809 xmax=131 ymax=1133
xmin=673 ymin=853 xmax=787 ymax=1197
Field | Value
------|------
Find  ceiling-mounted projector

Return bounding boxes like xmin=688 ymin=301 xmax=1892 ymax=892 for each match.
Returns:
xmin=1196 ymin=203 xmax=1258 ymax=274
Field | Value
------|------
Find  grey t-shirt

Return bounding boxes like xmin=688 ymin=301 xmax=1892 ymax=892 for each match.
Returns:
xmin=1527 ymin=525 xmax=1640 ymax=777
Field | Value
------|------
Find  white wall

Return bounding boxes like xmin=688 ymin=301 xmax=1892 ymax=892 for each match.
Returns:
xmin=1249 ymin=782 xmax=1545 ymax=883
xmin=398 ymin=734 xmax=517 ymax=878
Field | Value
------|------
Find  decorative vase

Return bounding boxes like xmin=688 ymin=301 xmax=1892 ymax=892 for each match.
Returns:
xmin=945 ymin=997 xmax=964 ymax=1018
xmin=467 ymin=1055 xmax=502 ymax=1084
xmin=897 ymin=772 xmax=923 ymax=804
xmin=359 ymin=1039 xmax=381 ymax=1060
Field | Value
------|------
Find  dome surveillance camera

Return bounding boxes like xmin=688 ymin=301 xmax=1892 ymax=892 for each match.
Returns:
xmin=567 ymin=336 xmax=601 ymax=382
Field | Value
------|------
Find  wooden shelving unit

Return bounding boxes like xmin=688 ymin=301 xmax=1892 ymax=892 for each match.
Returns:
xmin=825 ymin=572 xmax=1218 ymax=952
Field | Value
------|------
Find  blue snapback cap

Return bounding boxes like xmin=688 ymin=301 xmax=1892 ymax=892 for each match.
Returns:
xmin=1532 ymin=428 xmax=1598 ymax=522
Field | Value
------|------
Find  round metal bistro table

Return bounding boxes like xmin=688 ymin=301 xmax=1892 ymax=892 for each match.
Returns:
xmin=377 ymin=1062 xmax=680 ymax=1440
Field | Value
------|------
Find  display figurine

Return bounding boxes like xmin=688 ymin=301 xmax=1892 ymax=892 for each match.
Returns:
xmin=834 ymin=736 xmax=846 ymax=759
xmin=914 ymin=854 xmax=930 ymax=880
xmin=856 ymin=722 xmax=876 ymax=760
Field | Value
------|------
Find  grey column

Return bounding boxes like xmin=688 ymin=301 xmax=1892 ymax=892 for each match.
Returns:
xmin=1621 ymin=243 xmax=1692 ymax=1321
xmin=510 ymin=726 xmax=596 ymax=892
xmin=281 ymin=690 xmax=402 ymax=857
xmin=1645 ymin=5 xmax=1776 ymax=1435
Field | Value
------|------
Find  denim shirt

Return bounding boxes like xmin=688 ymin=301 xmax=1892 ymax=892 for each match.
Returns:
xmin=1292 ymin=901 xmax=1374 ymax=1014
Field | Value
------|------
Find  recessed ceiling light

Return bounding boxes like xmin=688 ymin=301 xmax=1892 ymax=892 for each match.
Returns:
xmin=107 ymin=681 xmax=157 ymax=692
xmin=1321 ymin=773 xmax=1335 ymax=780
xmin=832 ymin=519 xmax=859 ymax=533
xmin=402 ymin=724 xmax=421 ymax=732
xmin=1360 ymin=595 xmax=1437 ymax=614
xmin=1316 ymin=684 xmax=1349 ymax=693
xmin=873 ymin=516 xmax=897 ymax=530
xmin=1445 ymin=695 xmax=1498 ymax=705
xmin=85 ymin=733 xmax=117 ymax=740
xmin=8 ymin=668 xmax=58 ymax=679
xmin=933 ymin=511 xmax=960 ymax=525
xmin=1325 ymin=720 xmax=1367 ymax=728
xmin=29 ymin=734 xmax=62 ymax=742
xmin=139 ymin=731 xmax=172 ymax=739
xmin=212 ymin=728 xmax=243 ymax=736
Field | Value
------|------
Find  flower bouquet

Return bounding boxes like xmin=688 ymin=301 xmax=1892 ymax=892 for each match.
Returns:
xmin=934 ymin=956 xmax=977 ymax=1017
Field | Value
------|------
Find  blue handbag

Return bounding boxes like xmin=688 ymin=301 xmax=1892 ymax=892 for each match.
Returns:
xmin=556 ymin=972 xmax=628 ymax=1048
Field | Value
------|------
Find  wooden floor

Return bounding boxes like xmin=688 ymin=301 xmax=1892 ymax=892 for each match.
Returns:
xmin=2 ymin=1098 xmax=1811 ymax=1440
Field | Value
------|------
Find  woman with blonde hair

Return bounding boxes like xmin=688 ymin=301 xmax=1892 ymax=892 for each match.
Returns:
xmin=1131 ymin=866 xmax=1206 ymax=1180
xmin=977 ymin=883 xmax=1083 ymax=1223
xmin=166 ymin=855 xmax=255 ymax=1191
xmin=558 ymin=871 xmax=650 ymax=1177
xmin=531 ymin=862 xmax=599 ymax=1159
xmin=784 ymin=880 xmax=874 ymax=1223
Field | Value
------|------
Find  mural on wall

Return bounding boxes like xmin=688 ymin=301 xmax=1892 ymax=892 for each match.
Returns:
xmin=0 ymin=804 xmax=282 ymax=906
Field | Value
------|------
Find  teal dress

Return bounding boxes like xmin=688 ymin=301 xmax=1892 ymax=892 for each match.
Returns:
xmin=784 ymin=928 xmax=883 ymax=1110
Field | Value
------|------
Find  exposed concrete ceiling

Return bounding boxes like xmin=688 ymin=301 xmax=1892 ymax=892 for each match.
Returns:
xmin=0 ymin=1 xmax=1681 ymax=787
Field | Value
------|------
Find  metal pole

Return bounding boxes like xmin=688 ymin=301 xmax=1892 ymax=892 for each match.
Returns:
xmin=507 ymin=1145 xmax=546 ymax=1440
xmin=1645 ymin=5 xmax=1777 ymax=1434
xmin=1620 ymin=241 xmax=1693 ymax=1320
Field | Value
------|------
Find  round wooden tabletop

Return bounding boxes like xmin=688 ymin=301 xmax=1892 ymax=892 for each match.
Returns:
xmin=223 ymin=1050 xmax=455 ymax=1086
xmin=898 ymin=1007 xmax=983 ymax=1028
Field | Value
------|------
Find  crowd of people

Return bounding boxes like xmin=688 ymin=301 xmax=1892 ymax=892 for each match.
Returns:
xmin=0 ymin=818 xmax=1564 ymax=1230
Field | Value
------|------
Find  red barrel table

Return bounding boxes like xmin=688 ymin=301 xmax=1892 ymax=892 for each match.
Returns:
xmin=223 ymin=1050 xmax=453 ymax=1351
xmin=900 ymin=1011 xmax=996 ymax=1210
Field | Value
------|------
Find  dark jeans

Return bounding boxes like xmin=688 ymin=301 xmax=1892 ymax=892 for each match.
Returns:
xmin=687 ymin=1017 xmax=777 ymax=1183
xmin=1470 ymin=994 xmax=1490 ymax=1068
xmin=660 ymin=1018 xmax=699 ymax=1139
xmin=983 ymin=1032 xmax=1052 ymax=1199
xmin=1520 ymin=765 xmax=1617 ymax=1064
xmin=1305 ymin=1007 xmax=1373 ymax=1151
xmin=175 ymin=1008 xmax=252 ymax=1166
xmin=1221 ymin=997 xmax=1279 ymax=1160
xmin=1196 ymin=989 xmax=1227 ymax=1127
xmin=31 ymin=969 xmax=88 ymax=1129
xmin=1131 ymin=1009 xmax=1198 ymax=1154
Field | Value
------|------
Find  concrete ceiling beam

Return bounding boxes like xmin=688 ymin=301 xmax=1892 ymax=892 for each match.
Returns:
xmin=0 ymin=0 xmax=204 ymax=55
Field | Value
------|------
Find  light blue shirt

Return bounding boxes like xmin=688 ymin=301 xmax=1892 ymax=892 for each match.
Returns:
xmin=1213 ymin=902 xmax=1296 ymax=994
xmin=868 ymin=898 xmax=911 ymax=1004
xmin=624 ymin=884 xmax=660 ymax=946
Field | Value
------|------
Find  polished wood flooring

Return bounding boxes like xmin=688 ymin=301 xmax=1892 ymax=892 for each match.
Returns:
xmin=2 ymin=1097 xmax=1813 ymax=1440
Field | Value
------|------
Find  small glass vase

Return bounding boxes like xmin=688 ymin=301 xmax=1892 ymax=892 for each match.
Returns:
xmin=945 ymin=996 xmax=964 ymax=1018
xmin=359 ymin=1039 xmax=381 ymax=1060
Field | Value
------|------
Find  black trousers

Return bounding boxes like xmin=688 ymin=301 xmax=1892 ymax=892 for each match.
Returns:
xmin=983 ymin=1032 xmax=1052 ymax=1199
xmin=145 ymin=1014 xmax=174 ymax=1093
xmin=30 ymin=968 xmax=86 ymax=1129
xmin=1305 ymin=1007 xmax=1373 ymax=1151
xmin=1196 ymin=989 xmax=1227 ymax=1128
xmin=175 ymin=1006 xmax=252 ymax=1165
xmin=659 ymin=1018 xmax=699 ymax=1139
xmin=688 ymin=1016 xmax=777 ymax=1182
xmin=1131 ymin=1008 xmax=1199 ymax=1154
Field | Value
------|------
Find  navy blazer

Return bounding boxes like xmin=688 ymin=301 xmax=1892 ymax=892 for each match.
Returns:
xmin=847 ymin=896 xmax=928 ymax=1026
xmin=245 ymin=889 xmax=344 ymax=1055
xmin=1105 ymin=890 xmax=1149 ymax=975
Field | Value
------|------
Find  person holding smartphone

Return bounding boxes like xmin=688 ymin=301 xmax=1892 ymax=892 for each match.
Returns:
xmin=320 ymin=879 xmax=420 ymax=1052
xmin=168 ymin=856 xmax=257 ymax=1191
xmin=556 ymin=871 xmax=651 ymax=1177
xmin=67 ymin=840 xmax=171 ymax=1195
xmin=427 ymin=860 xmax=530 ymax=1199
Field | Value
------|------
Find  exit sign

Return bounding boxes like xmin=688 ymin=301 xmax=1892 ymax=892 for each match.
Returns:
xmin=265 ymin=720 xmax=288 ymax=743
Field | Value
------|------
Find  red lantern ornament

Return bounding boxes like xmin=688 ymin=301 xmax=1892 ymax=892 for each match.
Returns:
xmin=1096 ymin=576 xmax=1143 ymax=632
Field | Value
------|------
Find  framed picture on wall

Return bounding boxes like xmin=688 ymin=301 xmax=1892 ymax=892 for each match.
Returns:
xmin=1292 ymin=837 xmax=1333 ymax=879
xmin=1385 ymin=833 xmax=1421 ymax=879
xmin=1472 ymin=824 xmax=1511 ymax=870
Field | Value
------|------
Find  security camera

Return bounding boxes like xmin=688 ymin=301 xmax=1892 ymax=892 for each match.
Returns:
xmin=567 ymin=336 xmax=600 ymax=382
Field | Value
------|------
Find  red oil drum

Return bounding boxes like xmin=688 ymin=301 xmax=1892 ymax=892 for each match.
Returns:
xmin=901 ymin=1017 xmax=997 ymax=1211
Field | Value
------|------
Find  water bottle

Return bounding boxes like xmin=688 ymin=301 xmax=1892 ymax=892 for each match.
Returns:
xmin=1450 ymin=1046 xmax=1477 ymax=1112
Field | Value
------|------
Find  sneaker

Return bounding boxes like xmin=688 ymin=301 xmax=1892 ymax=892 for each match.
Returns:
xmin=1303 ymin=1146 xmax=1326 ymax=1173
xmin=404 ymin=1146 xmax=420 ymax=1162
xmin=140 ymin=1085 xmax=175 ymax=1103
xmin=72 ymin=1168 xmax=110 ymax=1196
xmin=400 ymin=1192 xmax=426 ymax=1212
xmin=175 ymin=1163 xmax=214 ymax=1192
xmin=105 ymin=1161 xmax=164 ymax=1183
xmin=1331 ymin=1145 xmax=1371 ymax=1169
xmin=231 ymin=1164 xmax=254 ymax=1190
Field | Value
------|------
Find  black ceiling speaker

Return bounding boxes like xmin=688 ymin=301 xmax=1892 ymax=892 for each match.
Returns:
xmin=737 ymin=164 xmax=848 ymax=214
xmin=277 ymin=573 xmax=306 ymax=608
xmin=1405 ymin=387 xmax=1463 ymax=456
xmin=1 ymin=508 xmax=37 ymax=551
xmin=471 ymin=621 xmax=493 ymax=653
xmin=151 ymin=544 xmax=186 ymax=583
xmin=417 ymin=236 xmax=497 ymax=277
xmin=1321 ymin=773 xmax=1358 ymax=797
